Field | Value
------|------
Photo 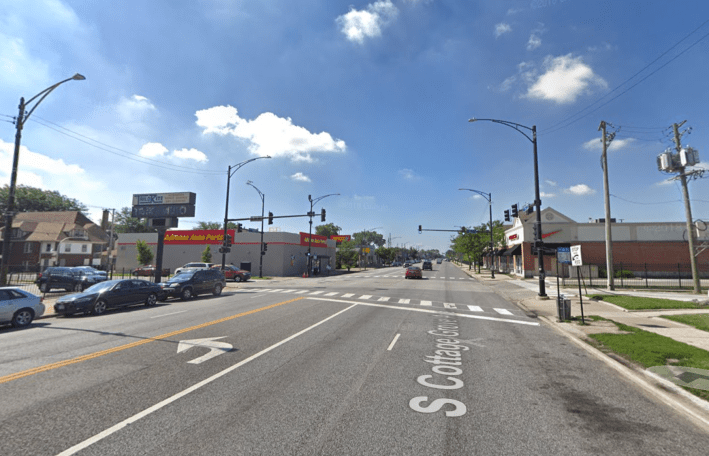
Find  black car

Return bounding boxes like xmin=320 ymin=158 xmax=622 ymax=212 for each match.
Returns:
xmin=158 ymin=268 xmax=226 ymax=301
xmin=36 ymin=267 xmax=85 ymax=293
xmin=422 ymin=260 xmax=432 ymax=270
xmin=54 ymin=279 xmax=163 ymax=316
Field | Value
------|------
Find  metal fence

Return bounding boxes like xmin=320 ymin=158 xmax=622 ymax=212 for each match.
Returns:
xmin=556 ymin=262 xmax=709 ymax=290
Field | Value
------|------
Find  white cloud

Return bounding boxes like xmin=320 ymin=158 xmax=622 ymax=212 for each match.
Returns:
xmin=195 ymin=105 xmax=346 ymax=161
xmin=565 ymin=184 xmax=596 ymax=195
xmin=336 ymin=0 xmax=398 ymax=44
xmin=545 ymin=179 xmax=558 ymax=187
xmin=173 ymin=148 xmax=208 ymax=162
xmin=507 ymin=7 xmax=524 ymax=15
xmin=525 ymin=54 xmax=607 ymax=104
xmin=540 ymin=192 xmax=556 ymax=198
xmin=495 ymin=23 xmax=512 ymax=38
xmin=116 ymin=95 xmax=156 ymax=121
xmin=291 ymin=172 xmax=311 ymax=182
xmin=0 ymin=34 xmax=50 ymax=90
xmin=139 ymin=142 xmax=168 ymax=158
xmin=527 ymin=34 xmax=541 ymax=50
xmin=582 ymin=137 xmax=636 ymax=152
xmin=0 ymin=139 xmax=84 ymax=181
xmin=398 ymin=168 xmax=418 ymax=180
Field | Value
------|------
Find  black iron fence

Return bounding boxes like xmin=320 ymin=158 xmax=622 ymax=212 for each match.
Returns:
xmin=555 ymin=262 xmax=709 ymax=290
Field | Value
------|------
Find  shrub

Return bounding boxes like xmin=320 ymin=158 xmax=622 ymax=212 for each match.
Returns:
xmin=615 ymin=269 xmax=634 ymax=279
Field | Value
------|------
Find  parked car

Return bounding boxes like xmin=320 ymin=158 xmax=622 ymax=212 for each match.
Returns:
xmin=212 ymin=265 xmax=251 ymax=282
xmin=54 ymin=279 xmax=163 ymax=317
xmin=132 ymin=265 xmax=171 ymax=277
xmin=71 ymin=266 xmax=109 ymax=287
xmin=422 ymin=260 xmax=432 ymax=270
xmin=403 ymin=262 xmax=411 ymax=268
xmin=436 ymin=259 xmax=442 ymax=264
xmin=158 ymin=268 xmax=226 ymax=300
xmin=36 ymin=267 xmax=84 ymax=293
xmin=174 ymin=262 xmax=215 ymax=275
xmin=405 ymin=266 xmax=422 ymax=279
xmin=391 ymin=261 xmax=402 ymax=267
xmin=0 ymin=287 xmax=45 ymax=328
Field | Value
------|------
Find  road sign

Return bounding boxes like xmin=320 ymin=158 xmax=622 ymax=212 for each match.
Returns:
xmin=132 ymin=192 xmax=196 ymax=206
xmin=557 ymin=246 xmax=571 ymax=265
xmin=131 ymin=204 xmax=195 ymax=218
xmin=218 ymin=247 xmax=231 ymax=254
xmin=570 ymin=245 xmax=583 ymax=266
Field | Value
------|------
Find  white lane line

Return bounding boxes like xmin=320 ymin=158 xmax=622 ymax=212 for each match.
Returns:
xmin=56 ymin=304 xmax=359 ymax=456
xmin=310 ymin=297 xmax=540 ymax=326
xmin=377 ymin=297 xmax=390 ymax=302
xmin=449 ymin=277 xmax=456 ymax=280
xmin=359 ymin=295 xmax=372 ymax=300
xmin=266 ymin=289 xmax=284 ymax=293
xmin=420 ymin=300 xmax=432 ymax=306
xmin=398 ymin=298 xmax=410 ymax=304
xmin=309 ymin=291 xmax=325 ymax=295
xmin=324 ymin=292 xmax=339 ymax=296
xmin=342 ymin=293 xmax=355 ymax=298
xmin=294 ymin=290 xmax=310 ymax=294
xmin=280 ymin=289 xmax=297 ymax=293
xmin=494 ymin=308 xmax=513 ymax=315
xmin=443 ymin=303 xmax=457 ymax=309
xmin=387 ymin=333 xmax=401 ymax=351
xmin=150 ymin=310 xmax=188 ymax=319
xmin=467 ymin=305 xmax=483 ymax=312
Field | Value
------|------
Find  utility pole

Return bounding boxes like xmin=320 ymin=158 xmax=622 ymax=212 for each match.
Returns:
xmin=599 ymin=121 xmax=615 ymax=291
xmin=673 ymin=121 xmax=701 ymax=294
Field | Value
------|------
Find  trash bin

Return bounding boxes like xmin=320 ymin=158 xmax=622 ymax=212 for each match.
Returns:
xmin=557 ymin=294 xmax=571 ymax=321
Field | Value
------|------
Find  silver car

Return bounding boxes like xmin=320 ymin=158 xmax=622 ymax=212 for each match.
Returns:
xmin=0 ymin=287 xmax=45 ymax=328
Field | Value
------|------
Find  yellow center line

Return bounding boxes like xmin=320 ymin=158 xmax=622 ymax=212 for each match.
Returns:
xmin=0 ymin=297 xmax=304 ymax=384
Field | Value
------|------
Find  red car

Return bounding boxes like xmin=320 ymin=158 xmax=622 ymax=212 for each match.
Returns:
xmin=211 ymin=265 xmax=251 ymax=282
xmin=132 ymin=266 xmax=170 ymax=277
xmin=405 ymin=266 xmax=422 ymax=279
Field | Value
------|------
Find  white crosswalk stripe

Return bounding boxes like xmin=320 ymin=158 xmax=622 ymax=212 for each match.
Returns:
xmin=398 ymin=298 xmax=410 ymax=304
xmin=294 ymin=290 xmax=309 ymax=294
xmin=420 ymin=300 xmax=432 ymax=306
xmin=280 ymin=289 xmax=297 ymax=293
xmin=494 ymin=308 xmax=513 ymax=315
xmin=378 ymin=297 xmax=390 ymax=302
xmin=467 ymin=305 xmax=483 ymax=312
xmin=443 ymin=303 xmax=457 ymax=309
xmin=342 ymin=293 xmax=355 ymax=298
xmin=309 ymin=291 xmax=325 ymax=295
xmin=324 ymin=292 xmax=339 ymax=296
xmin=266 ymin=289 xmax=283 ymax=293
xmin=359 ymin=295 xmax=372 ymax=299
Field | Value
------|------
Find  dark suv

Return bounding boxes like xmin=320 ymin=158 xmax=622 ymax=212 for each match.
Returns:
xmin=158 ymin=268 xmax=226 ymax=300
xmin=422 ymin=260 xmax=432 ymax=270
xmin=36 ymin=267 xmax=84 ymax=293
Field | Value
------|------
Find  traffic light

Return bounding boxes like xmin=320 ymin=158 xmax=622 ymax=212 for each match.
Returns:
xmin=268 ymin=211 xmax=274 ymax=225
xmin=263 ymin=243 xmax=268 ymax=253
xmin=225 ymin=234 xmax=232 ymax=247
xmin=418 ymin=225 xmax=422 ymax=233
xmin=321 ymin=208 xmax=326 ymax=222
xmin=237 ymin=223 xmax=243 ymax=233
xmin=504 ymin=210 xmax=510 ymax=222
xmin=511 ymin=204 xmax=519 ymax=218
xmin=532 ymin=223 xmax=538 ymax=239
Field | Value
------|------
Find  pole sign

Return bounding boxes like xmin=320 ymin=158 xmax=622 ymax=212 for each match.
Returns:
xmin=570 ymin=245 xmax=583 ymax=266
xmin=132 ymin=192 xmax=196 ymax=219
xmin=132 ymin=192 xmax=196 ymax=205
xmin=556 ymin=246 xmax=572 ymax=265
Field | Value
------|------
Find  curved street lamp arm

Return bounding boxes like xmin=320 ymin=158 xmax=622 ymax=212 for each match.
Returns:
xmin=469 ymin=118 xmax=534 ymax=144
xmin=246 ymin=181 xmax=264 ymax=201
xmin=229 ymin=156 xmax=271 ymax=177
xmin=459 ymin=188 xmax=491 ymax=202
xmin=309 ymin=193 xmax=340 ymax=207
xmin=20 ymin=74 xmax=86 ymax=128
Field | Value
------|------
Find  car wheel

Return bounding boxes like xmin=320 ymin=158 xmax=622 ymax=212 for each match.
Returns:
xmin=12 ymin=309 xmax=34 ymax=328
xmin=213 ymin=283 xmax=223 ymax=296
xmin=145 ymin=293 xmax=157 ymax=306
xmin=180 ymin=288 xmax=193 ymax=300
xmin=92 ymin=299 xmax=107 ymax=316
xmin=73 ymin=283 xmax=83 ymax=292
xmin=234 ymin=276 xmax=242 ymax=282
xmin=39 ymin=283 xmax=48 ymax=293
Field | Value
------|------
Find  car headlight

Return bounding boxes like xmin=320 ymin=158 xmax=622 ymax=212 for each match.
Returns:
xmin=170 ymin=283 xmax=181 ymax=287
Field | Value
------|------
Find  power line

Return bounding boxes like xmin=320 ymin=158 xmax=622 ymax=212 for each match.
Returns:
xmin=611 ymin=194 xmax=709 ymax=205
xmin=540 ymin=19 xmax=709 ymax=135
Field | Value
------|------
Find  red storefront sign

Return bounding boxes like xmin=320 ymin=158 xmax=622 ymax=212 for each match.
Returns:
xmin=164 ymin=229 xmax=235 ymax=245
xmin=509 ymin=234 xmax=518 ymax=241
xmin=300 ymin=232 xmax=328 ymax=248
xmin=330 ymin=235 xmax=351 ymax=243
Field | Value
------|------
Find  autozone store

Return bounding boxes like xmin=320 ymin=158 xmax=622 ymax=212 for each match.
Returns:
xmin=115 ymin=229 xmax=337 ymax=277
xmin=492 ymin=207 xmax=709 ymax=279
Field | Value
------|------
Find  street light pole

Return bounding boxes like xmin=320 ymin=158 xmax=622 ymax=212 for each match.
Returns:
xmin=1 ymin=74 xmax=86 ymax=286
xmin=459 ymin=188 xmax=494 ymax=279
xmin=221 ymin=157 xmax=271 ymax=271
xmin=469 ymin=118 xmax=546 ymax=297
xmin=246 ymin=181 xmax=265 ymax=278
xmin=307 ymin=193 xmax=339 ymax=276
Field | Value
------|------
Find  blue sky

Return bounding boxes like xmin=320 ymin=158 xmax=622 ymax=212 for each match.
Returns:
xmin=2 ymin=0 xmax=709 ymax=253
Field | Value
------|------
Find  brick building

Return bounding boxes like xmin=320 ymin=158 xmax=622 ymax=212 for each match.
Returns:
xmin=489 ymin=207 xmax=709 ymax=278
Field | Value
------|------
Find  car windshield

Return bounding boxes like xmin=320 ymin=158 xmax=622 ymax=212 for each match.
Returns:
xmin=83 ymin=280 xmax=121 ymax=293
xmin=170 ymin=271 xmax=195 ymax=282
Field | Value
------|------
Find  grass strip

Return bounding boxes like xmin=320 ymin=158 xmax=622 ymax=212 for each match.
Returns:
xmin=588 ymin=320 xmax=709 ymax=370
xmin=661 ymin=314 xmax=709 ymax=333
xmin=588 ymin=294 xmax=701 ymax=310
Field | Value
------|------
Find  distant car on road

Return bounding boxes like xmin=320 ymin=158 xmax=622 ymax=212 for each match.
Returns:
xmin=212 ymin=265 xmax=250 ymax=282
xmin=132 ymin=265 xmax=170 ymax=277
xmin=422 ymin=260 xmax=432 ymax=270
xmin=0 ymin=287 xmax=45 ymax=328
xmin=436 ymin=258 xmax=442 ymax=264
xmin=405 ymin=266 xmax=422 ymax=279
xmin=158 ymin=268 xmax=226 ymax=301
xmin=54 ymin=279 xmax=163 ymax=317
xmin=174 ymin=262 xmax=215 ymax=275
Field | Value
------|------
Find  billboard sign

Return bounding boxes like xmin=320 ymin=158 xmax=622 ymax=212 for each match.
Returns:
xmin=132 ymin=192 xmax=196 ymax=206
xmin=300 ymin=232 xmax=328 ymax=248
xmin=330 ymin=235 xmax=351 ymax=243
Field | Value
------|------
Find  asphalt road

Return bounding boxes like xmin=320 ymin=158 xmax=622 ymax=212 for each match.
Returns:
xmin=1 ymin=262 xmax=708 ymax=455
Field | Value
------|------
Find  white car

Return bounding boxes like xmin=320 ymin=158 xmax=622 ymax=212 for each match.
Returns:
xmin=174 ymin=262 xmax=215 ymax=275
xmin=0 ymin=287 xmax=45 ymax=328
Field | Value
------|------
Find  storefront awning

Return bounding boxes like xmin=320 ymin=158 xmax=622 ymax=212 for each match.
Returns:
xmin=503 ymin=245 xmax=521 ymax=256
xmin=495 ymin=248 xmax=507 ymax=256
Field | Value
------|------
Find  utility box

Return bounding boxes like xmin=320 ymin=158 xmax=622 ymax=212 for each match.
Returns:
xmin=680 ymin=146 xmax=700 ymax=167
xmin=557 ymin=295 xmax=571 ymax=321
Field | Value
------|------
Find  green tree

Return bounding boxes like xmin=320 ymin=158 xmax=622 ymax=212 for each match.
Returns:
xmin=136 ymin=239 xmax=154 ymax=266
xmin=0 ymin=185 xmax=88 ymax=223
xmin=337 ymin=240 xmax=359 ymax=271
xmin=451 ymin=221 xmax=505 ymax=271
xmin=315 ymin=223 xmax=341 ymax=238
xmin=114 ymin=207 xmax=154 ymax=234
xmin=195 ymin=221 xmax=240 ymax=230
xmin=352 ymin=230 xmax=385 ymax=247
xmin=201 ymin=245 xmax=212 ymax=263
xmin=375 ymin=246 xmax=397 ymax=264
